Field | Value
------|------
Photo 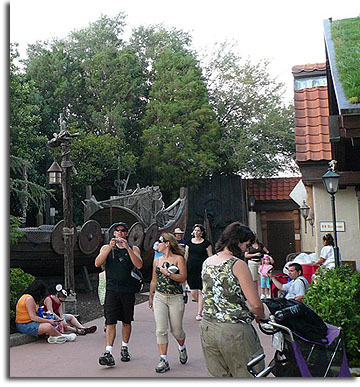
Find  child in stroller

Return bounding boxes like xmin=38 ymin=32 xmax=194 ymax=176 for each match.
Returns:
xmin=247 ymin=298 xmax=351 ymax=377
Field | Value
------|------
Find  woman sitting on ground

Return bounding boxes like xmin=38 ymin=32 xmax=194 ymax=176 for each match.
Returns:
xmin=42 ymin=284 xmax=97 ymax=335
xmin=16 ymin=279 xmax=76 ymax=344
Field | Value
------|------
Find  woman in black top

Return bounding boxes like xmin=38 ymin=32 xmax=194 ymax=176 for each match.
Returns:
xmin=244 ymin=236 xmax=271 ymax=291
xmin=185 ymin=224 xmax=212 ymax=320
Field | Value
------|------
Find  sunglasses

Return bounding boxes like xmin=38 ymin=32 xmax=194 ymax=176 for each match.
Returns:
xmin=115 ymin=228 xmax=127 ymax=232
xmin=157 ymin=239 xmax=168 ymax=244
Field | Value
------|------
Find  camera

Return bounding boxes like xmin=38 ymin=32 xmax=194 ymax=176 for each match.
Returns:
xmin=114 ymin=238 xmax=121 ymax=243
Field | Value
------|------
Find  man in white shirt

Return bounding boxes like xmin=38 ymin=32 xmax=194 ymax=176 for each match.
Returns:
xmin=268 ymin=263 xmax=309 ymax=302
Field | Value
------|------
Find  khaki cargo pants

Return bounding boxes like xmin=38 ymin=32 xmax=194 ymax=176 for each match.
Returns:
xmin=200 ymin=317 xmax=264 ymax=377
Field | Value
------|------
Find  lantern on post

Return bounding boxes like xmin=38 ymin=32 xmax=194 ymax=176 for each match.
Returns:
xmin=47 ymin=160 xmax=62 ymax=185
xmin=299 ymin=200 xmax=310 ymax=234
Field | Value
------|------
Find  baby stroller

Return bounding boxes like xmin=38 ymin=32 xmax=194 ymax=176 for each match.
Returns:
xmin=247 ymin=299 xmax=351 ymax=377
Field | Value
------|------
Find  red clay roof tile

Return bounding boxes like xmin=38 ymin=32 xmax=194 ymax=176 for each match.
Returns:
xmin=292 ymin=63 xmax=327 ymax=73
xmin=292 ymin=65 xmax=332 ymax=162
xmin=247 ymin=178 xmax=301 ymax=201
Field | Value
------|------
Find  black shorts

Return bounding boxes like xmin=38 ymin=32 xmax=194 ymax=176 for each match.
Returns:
xmin=104 ymin=290 xmax=135 ymax=325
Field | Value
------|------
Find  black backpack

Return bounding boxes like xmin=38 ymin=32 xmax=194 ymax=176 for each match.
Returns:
xmin=263 ymin=298 xmax=328 ymax=343
xmin=130 ymin=267 xmax=144 ymax=293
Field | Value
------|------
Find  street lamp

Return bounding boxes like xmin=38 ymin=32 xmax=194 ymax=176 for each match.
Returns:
xmin=299 ymin=200 xmax=310 ymax=233
xmin=47 ymin=113 xmax=79 ymax=313
xmin=47 ymin=160 xmax=62 ymax=185
xmin=322 ymin=167 xmax=341 ymax=267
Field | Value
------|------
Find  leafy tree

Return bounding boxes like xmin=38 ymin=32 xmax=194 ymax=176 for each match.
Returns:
xmin=10 ymin=44 xmax=49 ymax=224
xmin=202 ymin=42 xmax=296 ymax=177
xmin=129 ymin=24 xmax=193 ymax=82
xmin=140 ymin=47 xmax=221 ymax=197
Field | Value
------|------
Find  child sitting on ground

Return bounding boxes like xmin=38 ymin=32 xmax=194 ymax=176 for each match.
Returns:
xmin=258 ymin=255 xmax=273 ymax=299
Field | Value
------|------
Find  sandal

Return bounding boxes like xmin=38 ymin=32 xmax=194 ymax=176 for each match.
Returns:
xmin=76 ymin=328 xmax=86 ymax=336
xmin=84 ymin=325 xmax=97 ymax=334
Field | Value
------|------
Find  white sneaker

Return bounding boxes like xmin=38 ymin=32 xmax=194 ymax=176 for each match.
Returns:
xmin=47 ymin=335 xmax=67 ymax=344
xmin=260 ymin=294 xmax=266 ymax=300
xmin=266 ymin=294 xmax=272 ymax=299
xmin=62 ymin=333 xmax=76 ymax=342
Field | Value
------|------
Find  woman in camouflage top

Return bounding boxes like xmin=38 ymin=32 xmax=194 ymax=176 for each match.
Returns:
xmin=149 ymin=233 xmax=188 ymax=373
xmin=200 ymin=222 xmax=267 ymax=377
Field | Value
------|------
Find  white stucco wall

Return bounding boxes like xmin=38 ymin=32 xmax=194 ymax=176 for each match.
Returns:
xmin=300 ymin=210 xmax=316 ymax=253
xmin=312 ymin=184 xmax=360 ymax=270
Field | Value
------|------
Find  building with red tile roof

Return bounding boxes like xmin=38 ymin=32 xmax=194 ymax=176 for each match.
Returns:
xmin=293 ymin=63 xmax=332 ymax=164
xmin=247 ymin=177 xmax=301 ymax=201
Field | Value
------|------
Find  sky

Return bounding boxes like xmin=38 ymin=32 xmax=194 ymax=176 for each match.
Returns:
xmin=9 ymin=0 xmax=360 ymax=103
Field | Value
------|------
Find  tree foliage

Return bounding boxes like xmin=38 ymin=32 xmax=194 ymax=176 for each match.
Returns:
xmin=140 ymin=47 xmax=221 ymax=194
xmin=203 ymin=42 xmax=296 ymax=177
xmin=10 ymin=45 xmax=50 ymax=222
xmin=11 ymin=15 xmax=297 ymax=224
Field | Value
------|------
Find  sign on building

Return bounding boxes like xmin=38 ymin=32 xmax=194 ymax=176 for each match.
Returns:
xmin=319 ymin=221 xmax=345 ymax=232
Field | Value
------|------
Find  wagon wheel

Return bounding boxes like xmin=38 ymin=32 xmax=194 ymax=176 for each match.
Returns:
xmin=127 ymin=222 xmax=145 ymax=248
xmin=143 ymin=223 xmax=159 ymax=251
xmin=78 ymin=220 xmax=102 ymax=255
xmin=51 ymin=220 xmax=77 ymax=255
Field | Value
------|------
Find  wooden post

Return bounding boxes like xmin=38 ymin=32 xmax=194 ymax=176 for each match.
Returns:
xmin=48 ymin=113 xmax=79 ymax=315
xmin=61 ymin=140 xmax=75 ymax=292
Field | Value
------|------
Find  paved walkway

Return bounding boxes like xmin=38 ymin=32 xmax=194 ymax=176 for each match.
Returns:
xmin=9 ymin=296 xmax=274 ymax=378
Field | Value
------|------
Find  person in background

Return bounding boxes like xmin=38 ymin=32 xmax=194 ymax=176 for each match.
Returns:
xmin=43 ymin=284 xmax=97 ymax=335
xmin=200 ymin=222 xmax=267 ymax=377
xmin=173 ymin=228 xmax=186 ymax=248
xmin=185 ymin=224 xmax=212 ymax=321
xmin=258 ymin=255 xmax=273 ymax=299
xmin=311 ymin=233 xmax=336 ymax=269
xmin=95 ymin=222 xmax=143 ymax=367
xmin=149 ymin=233 xmax=188 ymax=373
xmin=268 ymin=262 xmax=309 ymax=302
xmin=153 ymin=240 xmax=163 ymax=259
xmin=16 ymin=279 xmax=76 ymax=344
xmin=98 ymin=264 xmax=106 ymax=332
xmin=244 ymin=235 xmax=271 ymax=292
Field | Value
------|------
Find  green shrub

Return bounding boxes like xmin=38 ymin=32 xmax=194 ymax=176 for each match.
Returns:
xmin=10 ymin=268 xmax=34 ymax=332
xmin=304 ymin=265 xmax=360 ymax=364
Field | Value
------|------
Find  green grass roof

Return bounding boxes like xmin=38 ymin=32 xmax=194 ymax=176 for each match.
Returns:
xmin=330 ymin=17 xmax=360 ymax=104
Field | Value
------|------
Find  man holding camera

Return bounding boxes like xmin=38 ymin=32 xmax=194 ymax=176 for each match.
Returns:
xmin=95 ymin=222 xmax=143 ymax=367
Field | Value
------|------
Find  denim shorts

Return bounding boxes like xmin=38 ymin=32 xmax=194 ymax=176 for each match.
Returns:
xmin=16 ymin=321 xmax=40 ymax=337
xmin=260 ymin=276 xmax=270 ymax=289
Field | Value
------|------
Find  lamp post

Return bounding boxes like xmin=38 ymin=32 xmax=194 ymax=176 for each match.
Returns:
xmin=322 ymin=167 xmax=341 ymax=267
xmin=47 ymin=113 xmax=79 ymax=313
